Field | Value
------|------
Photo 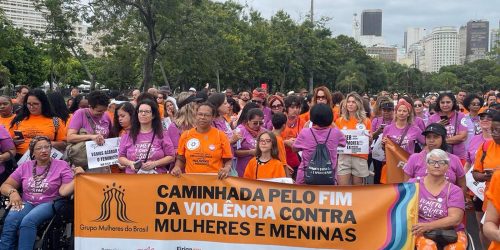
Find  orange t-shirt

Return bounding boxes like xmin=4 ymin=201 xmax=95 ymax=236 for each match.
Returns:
xmin=159 ymin=104 xmax=165 ymax=118
xmin=474 ymin=141 xmax=500 ymax=211
xmin=299 ymin=107 xmax=339 ymax=123
xmin=486 ymin=171 xmax=500 ymax=250
xmin=243 ymin=158 xmax=286 ymax=179
xmin=281 ymin=117 xmax=306 ymax=140
xmin=275 ymin=135 xmax=287 ymax=164
xmin=9 ymin=115 xmax=67 ymax=154
xmin=107 ymin=111 xmax=114 ymax=125
xmin=335 ymin=116 xmax=372 ymax=160
xmin=0 ymin=114 xmax=15 ymax=136
xmin=177 ymin=127 xmax=233 ymax=174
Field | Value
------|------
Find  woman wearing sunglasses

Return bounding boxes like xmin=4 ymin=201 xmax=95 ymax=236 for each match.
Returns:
xmin=234 ymin=108 xmax=266 ymax=177
xmin=250 ymin=88 xmax=273 ymax=130
xmin=300 ymin=86 xmax=336 ymax=126
xmin=413 ymin=99 xmax=428 ymax=125
xmin=463 ymin=94 xmax=484 ymax=148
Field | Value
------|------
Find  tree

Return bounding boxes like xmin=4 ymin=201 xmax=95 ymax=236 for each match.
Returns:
xmin=432 ymin=72 xmax=458 ymax=91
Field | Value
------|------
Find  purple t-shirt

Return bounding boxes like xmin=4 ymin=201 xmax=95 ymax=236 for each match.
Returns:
xmin=11 ymin=159 xmax=73 ymax=205
xmin=118 ymin=130 xmax=175 ymax=174
xmin=0 ymin=126 xmax=15 ymax=174
xmin=167 ymin=123 xmax=182 ymax=151
xmin=213 ymin=118 xmax=233 ymax=140
xmin=263 ymin=107 xmax=273 ymax=130
xmin=371 ymin=117 xmax=393 ymax=133
xmin=403 ymin=150 xmax=465 ymax=184
xmin=69 ymin=108 xmax=112 ymax=138
xmin=383 ymin=124 xmax=424 ymax=154
xmin=234 ymin=124 xmax=265 ymax=177
xmin=409 ymin=178 xmax=465 ymax=231
xmin=429 ymin=112 xmax=468 ymax=159
xmin=466 ymin=135 xmax=488 ymax=164
xmin=293 ymin=127 xmax=346 ymax=184
xmin=414 ymin=117 xmax=426 ymax=131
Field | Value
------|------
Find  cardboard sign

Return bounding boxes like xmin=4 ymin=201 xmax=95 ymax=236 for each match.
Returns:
xmin=465 ymin=167 xmax=485 ymax=201
xmin=338 ymin=130 xmax=370 ymax=154
xmin=85 ymin=137 xmax=120 ymax=169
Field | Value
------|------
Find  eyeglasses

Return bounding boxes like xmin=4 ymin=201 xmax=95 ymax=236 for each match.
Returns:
xmin=427 ymin=160 xmax=448 ymax=167
xmin=271 ymin=104 xmax=283 ymax=109
xmin=157 ymin=96 xmax=164 ymax=99
xmin=480 ymin=115 xmax=493 ymax=121
xmin=138 ymin=110 xmax=152 ymax=115
xmin=259 ymin=139 xmax=272 ymax=144
xmin=251 ymin=100 xmax=263 ymax=104
xmin=27 ymin=102 xmax=41 ymax=107
xmin=316 ymin=95 xmax=326 ymax=100
xmin=470 ymin=102 xmax=481 ymax=106
xmin=34 ymin=145 xmax=51 ymax=151
xmin=414 ymin=104 xmax=423 ymax=107
xmin=250 ymin=121 xmax=264 ymax=126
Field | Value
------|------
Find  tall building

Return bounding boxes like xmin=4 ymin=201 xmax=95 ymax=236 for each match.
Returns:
xmin=458 ymin=26 xmax=467 ymax=64
xmin=466 ymin=20 xmax=489 ymax=62
xmin=491 ymin=28 xmax=499 ymax=51
xmin=361 ymin=9 xmax=382 ymax=36
xmin=365 ymin=46 xmax=397 ymax=62
xmin=404 ymin=27 xmax=426 ymax=52
xmin=419 ymin=27 xmax=459 ymax=73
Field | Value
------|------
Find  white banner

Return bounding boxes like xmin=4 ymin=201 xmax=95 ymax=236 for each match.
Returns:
xmin=17 ymin=148 xmax=63 ymax=165
xmin=465 ymin=166 xmax=485 ymax=201
xmin=85 ymin=137 xmax=120 ymax=169
xmin=337 ymin=130 xmax=370 ymax=154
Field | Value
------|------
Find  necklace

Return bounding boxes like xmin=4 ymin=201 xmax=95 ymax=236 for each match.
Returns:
xmin=32 ymin=161 xmax=51 ymax=187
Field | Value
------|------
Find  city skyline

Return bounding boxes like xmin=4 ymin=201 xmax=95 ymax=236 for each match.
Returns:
xmin=217 ymin=0 xmax=498 ymax=47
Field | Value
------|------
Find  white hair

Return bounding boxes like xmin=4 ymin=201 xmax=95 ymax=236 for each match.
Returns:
xmin=426 ymin=149 xmax=449 ymax=162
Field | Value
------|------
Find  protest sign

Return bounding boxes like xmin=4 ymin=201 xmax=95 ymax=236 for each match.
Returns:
xmin=466 ymin=167 xmax=485 ymax=201
xmin=75 ymin=174 xmax=418 ymax=250
xmin=17 ymin=148 xmax=63 ymax=165
xmin=383 ymin=139 xmax=410 ymax=184
xmin=86 ymin=137 xmax=120 ymax=169
xmin=337 ymin=129 xmax=369 ymax=154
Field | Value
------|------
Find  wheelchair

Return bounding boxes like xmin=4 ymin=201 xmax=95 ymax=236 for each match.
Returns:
xmin=0 ymin=195 xmax=74 ymax=250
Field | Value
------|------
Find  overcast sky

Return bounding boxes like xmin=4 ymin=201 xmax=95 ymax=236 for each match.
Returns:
xmin=216 ymin=0 xmax=499 ymax=47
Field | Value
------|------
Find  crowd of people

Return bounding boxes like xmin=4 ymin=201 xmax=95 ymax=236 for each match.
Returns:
xmin=0 ymin=84 xmax=499 ymax=249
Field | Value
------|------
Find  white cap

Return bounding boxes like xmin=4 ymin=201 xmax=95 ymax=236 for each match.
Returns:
xmin=189 ymin=87 xmax=196 ymax=92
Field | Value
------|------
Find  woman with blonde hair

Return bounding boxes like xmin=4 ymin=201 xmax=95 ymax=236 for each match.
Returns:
xmin=335 ymin=92 xmax=372 ymax=185
xmin=167 ymin=92 xmax=197 ymax=152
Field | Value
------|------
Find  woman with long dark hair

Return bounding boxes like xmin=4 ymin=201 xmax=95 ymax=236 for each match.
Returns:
xmin=234 ymin=108 xmax=266 ymax=177
xmin=118 ymin=99 xmax=175 ymax=174
xmin=9 ymin=90 xmax=67 ymax=157
xmin=47 ymin=92 xmax=70 ymax=124
xmin=113 ymin=102 xmax=135 ymax=136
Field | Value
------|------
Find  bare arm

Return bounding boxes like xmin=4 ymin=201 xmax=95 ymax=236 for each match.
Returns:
xmin=170 ymin=155 xmax=186 ymax=177
xmin=67 ymin=128 xmax=98 ymax=144
xmin=59 ymin=167 xmax=85 ymax=197
xmin=472 ymin=170 xmax=492 ymax=182
xmin=118 ymin=156 xmax=135 ymax=171
xmin=484 ymin=202 xmax=500 ymax=242
xmin=0 ymin=148 xmax=16 ymax=162
xmin=446 ymin=130 xmax=467 ymax=145
xmin=412 ymin=207 xmax=464 ymax=235
xmin=235 ymin=149 xmax=255 ymax=157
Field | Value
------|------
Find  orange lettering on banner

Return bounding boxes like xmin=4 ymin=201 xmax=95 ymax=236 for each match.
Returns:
xmin=75 ymin=174 xmax=418 ymax=249
xmin=384 ymin=139 xmax=410 ymax=184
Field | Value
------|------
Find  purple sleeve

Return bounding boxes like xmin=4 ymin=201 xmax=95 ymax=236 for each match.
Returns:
xmin=161 ymin=131 xmax=175 ymax=157
xmin=336 ymin=129 xmax=346 ymax=147
xmin=403 ymin=155 xmax=417 ymax=176
xmin=10 ymin=162 xmax=27 ymax=184
xmin=0 ymin=126 xmax=14 ymax=150
xmin=451 ymin=155 xmax=466 ymax=178
xmin=118 ymin=132 xmax=130 ymax=157
xmin=293 ymin=129 xmax=310 ymax=151
xmin=457 ymin=114 xmax=467 ymax=133
xmin=415 ymin=118 xmax=426 ymax=131
xmin=58 ymin=161 xmax=74 ymax=184
xmin=447 ymin=184 xmax=465 ymax=210
xmin=428 ymin=114 xmax=440 ymax=124
xmin=415 ymin=127 xmax=425 ymax=145
xmin=382 ymin=125 xmax=390 ymax=136
xmin=167 ymin=123 xmax=180 ymax=150
xmin=68 ymin=109 xmax=84 ymax=130
xmin=371 ymin=118 xmax=380 ymax=132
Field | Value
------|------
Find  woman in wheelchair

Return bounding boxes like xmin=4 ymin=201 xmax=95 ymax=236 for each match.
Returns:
xmin=0 ymin=136 xmax=84 ymax=250
xmin=410 ymin=149 xmax=467 ymax=250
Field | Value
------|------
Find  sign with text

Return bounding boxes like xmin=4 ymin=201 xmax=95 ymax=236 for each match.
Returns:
xmin=337 ymin=130 xmax=370 ymax=154
xmin=75 ymin=174 xmax=418 ymax=249
xmin=85 ymin=137 xmax=120 ymax=169
xmin=466 ymin=167 xmax=485 ymax=201
xmin=17 ymin=148 xmax=63 ymax=166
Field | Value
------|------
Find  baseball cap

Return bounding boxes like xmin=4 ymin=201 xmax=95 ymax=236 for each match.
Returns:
xmin=422 ymin=123 xmax=447 ymax=137
xmin=381 ymin=102 xmax=395 ymax=110
xmin=479 ymin=108 xmax=497 ymax=116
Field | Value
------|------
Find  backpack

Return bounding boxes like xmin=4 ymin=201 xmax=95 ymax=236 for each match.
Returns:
xmin=305 ymin=128 xmax=335 ymax=185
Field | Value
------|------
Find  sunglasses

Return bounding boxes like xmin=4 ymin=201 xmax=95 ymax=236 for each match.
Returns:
xmin=316 ymin=96 xmax=326 ymax=100
xmin=271 ymin=104 xmax=283 ymax=109
xmin=480 ymin=115 xmax=493 ymax=121
xmin=414 ymin=104 xmax=423 ymax=107
xmin=250 ymin=121 xmax=264 ymax=126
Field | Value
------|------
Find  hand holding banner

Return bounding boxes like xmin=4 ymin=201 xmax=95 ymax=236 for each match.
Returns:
xmin=85 ymin=137 xmax=120 ymax=169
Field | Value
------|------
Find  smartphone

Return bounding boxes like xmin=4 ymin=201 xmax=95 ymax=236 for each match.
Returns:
xmin=133 ymin=160 xmax=143 ymax=171
xmin=440 ymin=115 xmax=448 ymax=121
xmin=14 ymin=130 xmax=24 ymax=139
xmin=485 ymin=169 xmax=494 ymax=176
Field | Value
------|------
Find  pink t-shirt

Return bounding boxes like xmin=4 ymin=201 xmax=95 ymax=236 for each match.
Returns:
xmin=293 ymin=127 xmax=346 ymax=184
xmin=11 ymin=159 xmax=73 ymax=205
xmin=235 ymin=124 xmax=265 ymax=177
xmin=410 ymin=178 xmax=465 ymax=231
xmin=69 ymin=108 xmax=112 ymax=138
xmin=428 ymin=112 xmax=468 ymax=159
xmin=371 ymin=117 xmax=393 ymax=133
xmin=403 ymin=150 xmax=465 ymax=184
xmin=466 ymin=135 xmax=488 ymax=164
xmin=0 ymin=126 xmax=15 ymax=174
xmin=118 ymin=130 xmax=175 ymax=174
xmin=167 ymin=123 xmax=182 ymax=151
xmin=414 ymin=117 xmax=426 ymax=131
xmin=383 ymin=124 xmax=424 ymax=154
xmin=213 ymin=118 xmax=233 ymax=140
